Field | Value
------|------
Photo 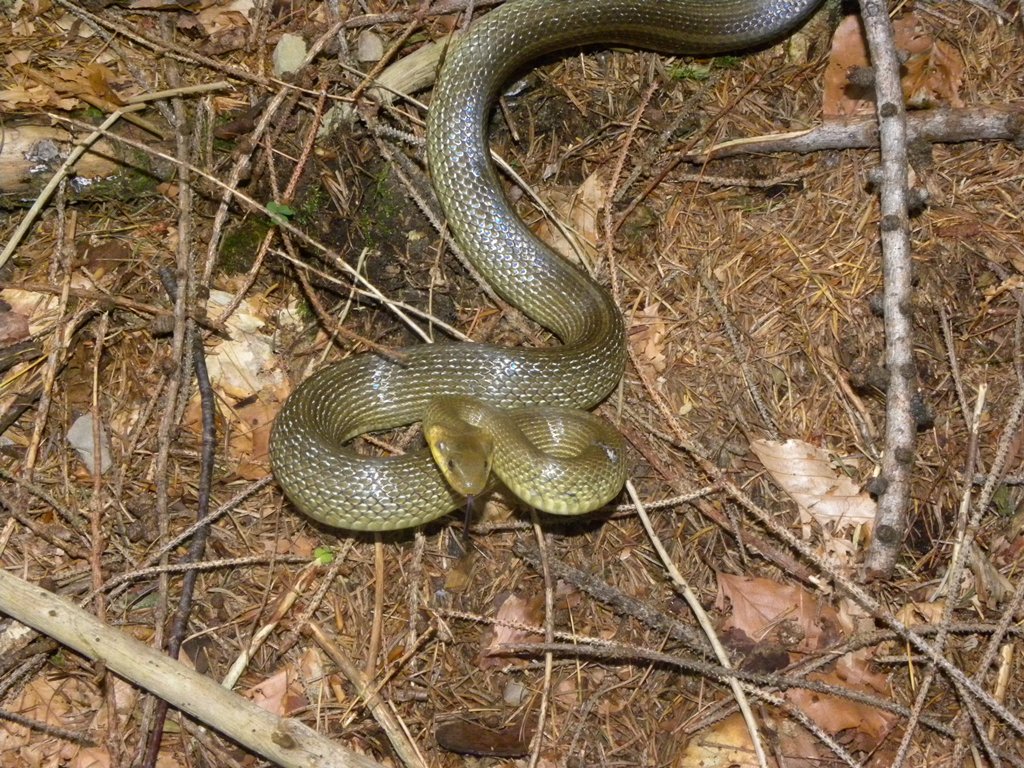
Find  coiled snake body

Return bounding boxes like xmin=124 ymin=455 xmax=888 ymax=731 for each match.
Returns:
xmin=270 ymin=0 xmax=822 ymax=531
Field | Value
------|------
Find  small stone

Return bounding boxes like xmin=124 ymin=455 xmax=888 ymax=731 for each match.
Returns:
xmin=357 ymin=30 xmax=384 ymax=63
xmin=273 ymin=33 xmax=307 ymax=77
xmin=503 ymin=680 xmax=527 ymax=706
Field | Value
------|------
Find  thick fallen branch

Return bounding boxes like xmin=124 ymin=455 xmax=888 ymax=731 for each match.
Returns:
xmin=857 ymin=0 xmax=917 ymax=580
xmin=688 ymin=105 xmax=1023 ymax=161
xmin=0 ymin=123 xmax=172 ymax=207
xmin=0 ymin=569 xmax=384 ymax=768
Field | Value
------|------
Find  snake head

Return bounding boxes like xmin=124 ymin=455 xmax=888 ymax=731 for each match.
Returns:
xmin=424 ymin=421 xmax=495 ymax=497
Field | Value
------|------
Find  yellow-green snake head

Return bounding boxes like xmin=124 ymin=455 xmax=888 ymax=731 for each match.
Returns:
xmin=423 ymin=396 xmax=628 ymax=516
xmin=423 ymin=402 xmax=495 ymax=498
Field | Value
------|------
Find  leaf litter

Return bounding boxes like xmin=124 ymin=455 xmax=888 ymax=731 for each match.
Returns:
xmin=0 ymin=2 xmax=1023 ymax=767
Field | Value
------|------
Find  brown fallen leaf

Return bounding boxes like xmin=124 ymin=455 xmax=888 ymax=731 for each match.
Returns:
xmin=534 ymin=169 xmax=610 ymax=264
xmin=436 ymin=714 xmax=536 ymax=757
xmin=245 ymin=665 xmax=308 ymax=717
xmin=823 ymin=14 xmax=965 ymax=116
xmin=716 ymin=574 xmax=896 ymax=753
xmin=629 ymin=300 xmax=671 ymax=376
xmin=0 ymin=309 xmax=30 ymax=346
xmin=750 ymin=438 xmax=876 ymax=532
xmin=716 ymin=573 xmax=843 ymax=655
xmin=478 ymin=592 xmax=544 ymax=669
xmin=675 ymin=711 xmax=832 ymax=768
xmin=785 ymin=653 xmax=896 ymax=750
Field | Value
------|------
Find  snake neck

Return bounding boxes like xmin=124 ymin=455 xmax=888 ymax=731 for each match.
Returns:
xmin=426 ymin=0 xmax=821 ymax=382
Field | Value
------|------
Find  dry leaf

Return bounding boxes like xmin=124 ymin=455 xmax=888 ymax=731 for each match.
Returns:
xmin=967 ymin=541 xmax=1017 ymax=610
xmin=0 ymin=674 xmax=182 ymax=768
xmin=204 ymin=290 xmax=279 ymax=400
xmin=245 ymin=665 xmax=308 ymax=717
xmin=534 ymin=170 xmax=609 ymax=262
xmin=478 ymin=592 xmax=544 ymax=668
xmin=786 ymin=654 xmax=896 ymax=748
xmin=750 ymin=438 xmax=876 ymax=532
xmin=49 ymin=63 xmax=122 ymax=105
xmin=823 ymin=14 xmax=965 ymax=116
xmin=0 ymin=309 xmax=30 ymax=345
xmin=629 ymin=301 xmax=670 ymax=375
xmin=934 ymin=210 xmax=1024 ymax=275
xmin=195 ymin=0 xmax=254 ymax=38
xmin=5 ymin=49 xmax=31 ymax=66
xmin=895 ymin=600 xmax=946 ymax=626
xmin=435 ymin=715 xmax=536 ymax=758
xmin=230 ymin=399 xmax=276 ymax=479
xmin=298 ymin=648 xmax=328 ymax=706
xmin=675 ymin=713 xmax=761 ymax=768
xmin=1 ymin=289 xmax=60 ymax=335
xmin=676 ymin=712 xmax=832 ymax=768
xmin=187 ymin=290 xmax=286 ymax=476
xmin=716 ymin=575 xmax=895 ymax=751
xmin=716 ymin=573 xmax=842 ymax=655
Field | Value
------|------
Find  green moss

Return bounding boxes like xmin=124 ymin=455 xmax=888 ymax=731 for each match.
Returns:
xmin=355 ymin=166 xmax=403 ymax=249
xmin=295 ymin=183 xmax=328 ymax=228
xmin=218 ymin=218 xmax=271 ymax=274
xmin=668 ymin=55 xmax=743 ymax=81
xmin=668 ymin=63 xmax=712 ymax=81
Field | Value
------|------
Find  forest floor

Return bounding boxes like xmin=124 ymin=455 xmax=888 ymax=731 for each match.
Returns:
xmin=1 ymin=1 xmax=1024 ymax=766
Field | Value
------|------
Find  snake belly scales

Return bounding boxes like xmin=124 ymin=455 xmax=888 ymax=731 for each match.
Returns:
xmin=269 ymin=0 xmax=823 ymax=531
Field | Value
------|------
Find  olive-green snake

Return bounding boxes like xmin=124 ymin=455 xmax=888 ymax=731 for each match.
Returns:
xmin=270 ymin=0 xmax=822 ymax=531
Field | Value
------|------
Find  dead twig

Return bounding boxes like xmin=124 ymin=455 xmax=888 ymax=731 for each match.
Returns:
xmin=858 ymin=0 xmax=918 ymax=580
xmin=0 ymin=570 xmax=383 ymax=768
xmin=689 ymin=105 xmax=1024 ymax=161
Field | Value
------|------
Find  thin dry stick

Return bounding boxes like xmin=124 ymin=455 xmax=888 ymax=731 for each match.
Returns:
xmin=625 ymin=481 xmax=769 ymax=768
xmin=931 ymin=384 xmax=987 ymax=601
xmin=940 ymin=306 xmax=971 ymax=427
xmin=601 ymin=76 xmax=766 ymax=761
xmin=141 ymin=55 xmax=206 ymax=767
xmin=0 ymin=106 xmax=144 ymax=270
xmin=350 ymin=0 xmax=431 ymax=102
xmin=900 ymin=383 xmax=1024 ymax=766
xmin=198 ymin=19 xmax=345 ymax=286
xmin=512 ymin=542 xmax=708 ymax=653
xmin=441 ymin=604 xmax=989 ymax=740
xmin=306 ymin=621 xmax=428 ymax=768
xmin=527 ymin=516 xmax=556 ymax=768
xmin=206 ymin=78 xmax=325 ymax=330
xmin=950 ymin=577 xmax=1024 ymax=764
xmin=598 ymin=73 xmax=770 ymax=765
xmin=99 ymin=477 xmax=275 ymax=604
xmin=221 ymin=564 xmax=322 ymax=689
xmin=627 ymin=319 xmax=1024 ymax=740
xmin=87 ymin=313 xmax=120 ymax=765
xmin=403 ymin=529 xmax=428 ymax=687
xmin=44 ymin=112 xmax=442 ymax=344
xmin=365 ymin=537 xmax=386 ymax=681
xmin=700 ymin=275 xmax=779 ymax=438
xmin=23 ymin=208 xmax=76 ymax=477
xmin=858 ymin=0 xmax=918 ymax=579
xmin=935 ymin=382 xmax=1024 ymax=765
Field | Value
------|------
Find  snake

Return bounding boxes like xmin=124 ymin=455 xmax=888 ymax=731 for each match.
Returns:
xmin=270 ymin=0 xmax=823 ymax=531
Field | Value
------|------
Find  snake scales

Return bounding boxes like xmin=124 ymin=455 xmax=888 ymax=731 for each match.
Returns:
xmin=270 ymin=0 xmax=823 ymax=531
